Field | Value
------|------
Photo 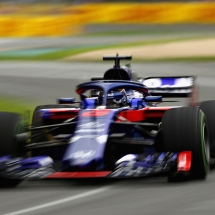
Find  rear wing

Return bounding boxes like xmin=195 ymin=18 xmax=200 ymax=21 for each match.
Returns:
xmin=91 ymin=54 xmax=132 ymax=81
xmin=139 ymin=76 xmax=196 ymax=98
xmin=103 ymin=55 xmax=132 ymax=68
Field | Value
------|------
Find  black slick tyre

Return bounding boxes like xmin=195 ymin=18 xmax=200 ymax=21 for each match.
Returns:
xmin=162 ymin=107 xmax=210 ymax=181
xmin=0 ymin=112 xmax=25 ymax=187
xmin=0 ymin=178 xmax=22 ymax=188
xmin=200 ymin=100 xmax=215 ymax=158
xmin=0 ymin=112 xmax=25 ymax=156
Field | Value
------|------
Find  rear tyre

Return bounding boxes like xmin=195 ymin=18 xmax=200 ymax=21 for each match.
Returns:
xmin=0 ymin=112 xmax=26 ymax=187
xmin=162 ymin=107 xmax=210 ymax=181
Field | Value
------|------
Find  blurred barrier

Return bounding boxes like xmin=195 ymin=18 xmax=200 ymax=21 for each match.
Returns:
xmin=0 ymin=3 xmax=215 ymax=37
xmin=70 ymin=3 xmax=215 ymax=24
xmin=0 ymin=16 xmax=83 ymax=37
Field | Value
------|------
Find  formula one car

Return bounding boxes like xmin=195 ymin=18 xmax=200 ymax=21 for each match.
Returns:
xmin=0 ymin=55 xmax=214 ymax=187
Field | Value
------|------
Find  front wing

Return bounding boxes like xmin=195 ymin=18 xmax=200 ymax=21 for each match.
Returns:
xmin=0 ymin=152 xmax=191 ymax=180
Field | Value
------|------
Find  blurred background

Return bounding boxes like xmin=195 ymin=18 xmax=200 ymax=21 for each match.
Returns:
xmin=1 ymin=0 xmax=215 ymax=37
xmin=0 ymin=0 xmax=215 ymax=51
xmin=0 ymin=0 xmax=215 ymax=59
xmin=0 ymin=0 xmax=215 ymax=111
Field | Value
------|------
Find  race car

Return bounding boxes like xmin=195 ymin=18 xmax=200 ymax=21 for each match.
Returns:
xmin=0 ymin=55 xmax=214 ymax=187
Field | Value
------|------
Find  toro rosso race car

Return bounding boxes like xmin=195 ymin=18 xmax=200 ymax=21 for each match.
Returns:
xmin=0 ymin=55 xmax=214 ymax=187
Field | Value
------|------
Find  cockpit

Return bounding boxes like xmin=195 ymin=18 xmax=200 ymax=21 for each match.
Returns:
xmin=106 ymin=89 xmax=128 ymax=108
xmin=80 ymin=85 xmax=147 ymax=110
xmin=80 ymin=88 xmax=128 ymax=109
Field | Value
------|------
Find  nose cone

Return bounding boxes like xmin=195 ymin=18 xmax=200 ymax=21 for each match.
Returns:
xmin=61 ymin=136 xmax=106 ymax=171
xmin=69 ymin=150 xmax=96 ymax=167
xmin=61 ymin=109 xmax=114 ymax=171
xmin=62 ymin=150 xmax=103 ymax=171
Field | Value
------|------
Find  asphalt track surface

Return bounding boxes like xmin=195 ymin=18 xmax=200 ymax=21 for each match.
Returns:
xmin=0 ymin=61 xmax=215 ymax=215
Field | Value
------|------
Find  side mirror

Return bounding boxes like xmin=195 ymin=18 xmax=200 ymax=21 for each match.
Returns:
xmin=145 ymin=96 xmax=162 ymax=103
xmin=57 ymin=98 xmax=76 ymax=104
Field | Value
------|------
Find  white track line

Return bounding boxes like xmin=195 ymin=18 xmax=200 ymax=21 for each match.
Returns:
xmin=2 ymin=187 xmax=108 ymax=215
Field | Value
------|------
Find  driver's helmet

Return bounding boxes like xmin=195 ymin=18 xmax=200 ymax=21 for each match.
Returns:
xmin=126 ymin=90 xmax=144 ymax=99
xmin=106 ymin=89 xmax=127 ymax=108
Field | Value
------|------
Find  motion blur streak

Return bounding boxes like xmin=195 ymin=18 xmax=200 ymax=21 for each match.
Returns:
xmin=2 ymin=187 xmax=109 ymax=215
xmin=1 ymin=2 xmax=215 ymax=36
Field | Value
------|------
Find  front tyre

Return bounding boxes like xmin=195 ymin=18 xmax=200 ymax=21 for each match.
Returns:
xmin=162 ymin=107 xmax=210 ymax=180
xmin=0 ymin=112 xmax=26 ymax=187
xmin=0 ymin=112 xmax=25 ymax=156
xmin=200 ymin=100 xmax=215 ymax=158
xmin=0 ymin=178 xmax=22 ymax=188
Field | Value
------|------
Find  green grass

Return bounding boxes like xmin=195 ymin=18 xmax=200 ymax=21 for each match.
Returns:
xmin=0 ymin=35 xmax=213 ymax=61
xmin=81 ymin=27 xmax=213 ymax=37
xmin=0 ymin=96 xmax=34 ymax=116
xmin=0 ymin=96 xmax=36 ymax=125
xmin=0 ymin=45 xmax=114 ymax=61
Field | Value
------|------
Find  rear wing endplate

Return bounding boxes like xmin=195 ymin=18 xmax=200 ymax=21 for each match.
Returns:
xmin=139 ymin=76 xmax=196 ymax=98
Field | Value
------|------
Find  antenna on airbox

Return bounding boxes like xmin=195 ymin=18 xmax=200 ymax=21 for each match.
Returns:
xmin=103 ymin=53 xmax=132 ymax=68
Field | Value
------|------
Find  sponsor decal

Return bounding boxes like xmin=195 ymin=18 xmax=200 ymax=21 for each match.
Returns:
xmin=142 ymin=77 xmax=193 ymax=91
xmin=81 ymin=109 xmax=111 ymax=117
xmin=76 ymin=121 xmax=105 ymax=133
xmin=177 ymin=151 xmax=192 ymax=172
xmin=69 ymin=150 xmax=96 ymax=159
xmin=76 ymin=128 xmax=104 ymax=133
xmin=70 ymin=134 xmax=107 ymax=142
xmin=143 ymin=78 xmax=162 ymax=88
xmin=78 ymin=122 xmax=105 ymax=128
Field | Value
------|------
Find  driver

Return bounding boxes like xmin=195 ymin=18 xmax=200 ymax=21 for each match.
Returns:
xmin=126 ymin=89 xmax=144 ymax=102
xmin=106 ymin=89 xmax=128 ymax=108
